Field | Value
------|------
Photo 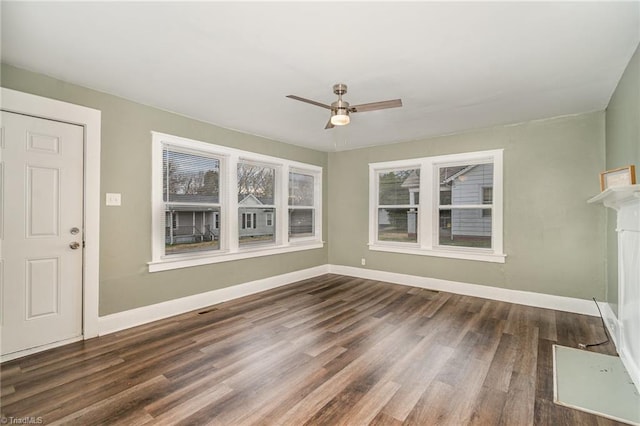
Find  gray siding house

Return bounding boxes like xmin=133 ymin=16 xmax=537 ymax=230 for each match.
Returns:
xmin=441 ymin=163 xmax=493 ymax=240
xmin=398 ymin=163 xmax=493 ymax=242
xmin=165 ymin=194 xmax=219 ymax=246
xmin=238 ymin=194 xmax=275 ymax=242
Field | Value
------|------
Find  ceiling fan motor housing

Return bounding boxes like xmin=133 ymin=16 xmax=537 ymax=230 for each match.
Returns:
xmin=333 ymin=83 xmax=348 ymax=95
xmin=331 ymin=99 xmax=350 ymax=115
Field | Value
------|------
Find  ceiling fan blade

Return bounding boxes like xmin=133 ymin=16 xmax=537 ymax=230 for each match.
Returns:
xmin=325 ymin=118 xmax=335 ymax=130
xmin=286 ymin=95 xmax=332 ymax=110
xmin=350 ymin=99 xmax=403 ymax=113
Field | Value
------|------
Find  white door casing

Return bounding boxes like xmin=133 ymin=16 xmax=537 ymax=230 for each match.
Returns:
xmin=1 ymin=111 xmax=84 ymax=355
xmin=0 ymin=87 xmax=101 ymax=361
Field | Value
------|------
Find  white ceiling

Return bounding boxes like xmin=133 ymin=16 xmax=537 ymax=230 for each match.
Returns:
xmin=2 ymin=2 xmax=639 ymax=152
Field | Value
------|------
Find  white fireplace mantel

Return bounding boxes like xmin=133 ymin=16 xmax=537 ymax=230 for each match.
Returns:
xmin=588 ymin=184 xmax=640 ymax=210
xmin=589 ymin=184 xmax=640 ymax=394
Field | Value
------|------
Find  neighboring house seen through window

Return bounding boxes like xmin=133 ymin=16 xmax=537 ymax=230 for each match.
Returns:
xmin=369 ymin=149 xmax=504 ymax=263
xmin=238 ymin=162 xmax=275 ymax=246
xmin=150 ymin=132 xmax=323 ymax=272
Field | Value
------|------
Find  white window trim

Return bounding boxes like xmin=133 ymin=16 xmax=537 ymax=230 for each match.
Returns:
xmin=288 ymin=167 xmax=322 ymax=242
xmin=368 ymin=149 xmax=505 ymax=263
xmin=149 ymin=132 xmax=323 ymax=272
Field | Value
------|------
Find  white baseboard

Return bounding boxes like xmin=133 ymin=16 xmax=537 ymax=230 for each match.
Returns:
xmin=599 ymin=302 xmax=640 ymax=395
xmin=598 ymin=301 xmax=620 ymax=348
xmin=98 ymin=265 xmax=329 ymax=335
xmin=99 ymin=263 xmax=603 ymax=338
xmin=328 ymin=265 xmax=601 ymax=316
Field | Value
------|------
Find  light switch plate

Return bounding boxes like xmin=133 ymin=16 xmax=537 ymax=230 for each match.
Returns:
xmin=106 ymin=193 xmax=121 ymax=206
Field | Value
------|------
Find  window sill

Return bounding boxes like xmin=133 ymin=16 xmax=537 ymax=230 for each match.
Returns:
xmin=368 ymin=243 xmax=506 ymax=263
xmin=148 ymin=241 xmax=324 ymax=272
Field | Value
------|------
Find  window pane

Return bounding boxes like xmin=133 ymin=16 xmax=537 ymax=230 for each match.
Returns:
xmin=165 ymin=206 xmax=220 ymax=255
xmin=378 ymin=208 xmax=418 ymax=243
xmin=163 ymin=150 xmax=219 ymax=203
xmin=239 ymin=207 xmax=275 ymax=246
xmin=289 ymin=172 xmax=314 ymax=206
xmin=238 ymin=163 xmax=275 ymax=205
xmin=439 ymin=163 xmax=493 ymax=206
xmin=438 ymin=208 xmax=491 ymax=248
xmin=289 ymin=209 xmax=314 ymax=238
xmin=482 ymin=187 xmax=493 ymax=217
xmin=378 ymin=169 xmax=420 ymax=205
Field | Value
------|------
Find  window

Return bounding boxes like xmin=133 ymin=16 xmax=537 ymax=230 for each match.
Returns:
xmin=438 ymin=163 xmax=493 ymax=249
xmin=162 ymin=149 xmax=220 ymax=256
xmin=150 ymin=132 xmax=323 ymax=272
xmin=170 ymin=212 xmax=178 ymax=230
xmin=376 ymin=169 xmax=420 ymax=243
xmin=241 ymin=212 xmax=257 ymax=229
xmin=289 ymin=171 xmax=317 ymax=239
xmin=369 ymin=149 xmax=504 ymax=263
xmin=238 ymin=162 xmax=275 ymax=246
xmin=482 ymin=187 xmax=493 ymax=218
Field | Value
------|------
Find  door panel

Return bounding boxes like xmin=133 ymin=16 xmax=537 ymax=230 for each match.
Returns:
xmin=27 ymin=166 xmax=60 ymax=237
xmin=1 ymin=111 xmax=84 ymax=355
xmin=26 ymin=257 xmax=59 ymax=318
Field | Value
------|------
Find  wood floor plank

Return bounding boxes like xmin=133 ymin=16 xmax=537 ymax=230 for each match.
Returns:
xmin=48 ymin=375 xmax=169 ymax=426
xmin=380 ymin=343 xmax=455 ymax=422
xmin=483 ymin=332 xmax=518 ymax=392
xmin=0 ymin=274 xmax=623 ymax=425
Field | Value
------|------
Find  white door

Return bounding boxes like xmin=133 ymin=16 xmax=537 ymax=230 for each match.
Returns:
xmin=0 ymin=111 xmax=84 ymax=356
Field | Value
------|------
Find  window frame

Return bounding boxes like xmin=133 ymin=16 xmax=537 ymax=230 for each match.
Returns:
xmin=374 ymin=166 xmax=421 ymax=245
xmin=162 ymin=146 xmax=222 ymax=257
xmin=368 ymin=149 xmax=505 ymax=263
xmin=288 ymin=168 xmax=321 ymax=242
xmin=237 ymin=160 xmax=278 ymax=246
xmin=150 ymin=132 xmax=323 ymax=272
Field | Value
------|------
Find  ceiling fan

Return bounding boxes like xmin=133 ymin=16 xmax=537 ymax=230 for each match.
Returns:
xmin=287 ymin=83 xmax=402 ymax=129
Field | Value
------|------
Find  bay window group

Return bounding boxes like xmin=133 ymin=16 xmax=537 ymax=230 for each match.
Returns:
xmin=150 ymin=132 xmax=322 ymax=271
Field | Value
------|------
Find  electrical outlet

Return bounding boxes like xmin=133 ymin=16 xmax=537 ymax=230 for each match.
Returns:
xmin=361 ymin=258 xmax=366 ymax=266
xmin=106 ymin=193 xmax=121 ymax=206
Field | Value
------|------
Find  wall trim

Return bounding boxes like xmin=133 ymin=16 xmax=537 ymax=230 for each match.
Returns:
xmin=99 ymin=263 xmax=604 ymax=338
xmin=328 ymin=265 xmax=600 ymax=316
xmin=598 ymin=301 xmax=620 ymax=349
xmin=1 ymin=88 xmax=101 ymax=340
xmin=600 ymin=301 xmax=640 ymax=394
xmin=98 ymin=265 xmax=329 ymax=335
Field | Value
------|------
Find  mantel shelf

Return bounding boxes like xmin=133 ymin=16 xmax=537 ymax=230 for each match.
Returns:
xmin=588 ymin=184 xmax=640 ymax=210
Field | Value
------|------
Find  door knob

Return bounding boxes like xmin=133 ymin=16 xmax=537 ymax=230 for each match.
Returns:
xmin=69 ymin=242 xmax=80 ymax=250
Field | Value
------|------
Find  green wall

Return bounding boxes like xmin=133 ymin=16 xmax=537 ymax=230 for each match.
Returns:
xmin=2 ymin=62 xmax=612 ymax=316
xmin=328 ymin=112 xmax=606 ymax=300
xmin=1 ymin=64 xmax=329 ymax=316
xmin=605 ymin=44 xmax=640 ymax=315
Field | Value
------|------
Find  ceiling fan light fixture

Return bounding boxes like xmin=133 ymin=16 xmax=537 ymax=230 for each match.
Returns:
xmin=287 ymin=83 xmax=402 ymax=130
xmin=330 ymin=110 xmax=350 ymax=126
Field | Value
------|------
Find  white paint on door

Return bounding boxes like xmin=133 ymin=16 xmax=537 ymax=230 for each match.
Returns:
xmin=1 ymin=111 xmax=84 ymax=356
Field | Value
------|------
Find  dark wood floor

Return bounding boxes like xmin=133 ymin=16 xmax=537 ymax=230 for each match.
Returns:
xmin=1 ymin=274 xmax=622 ymax=425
